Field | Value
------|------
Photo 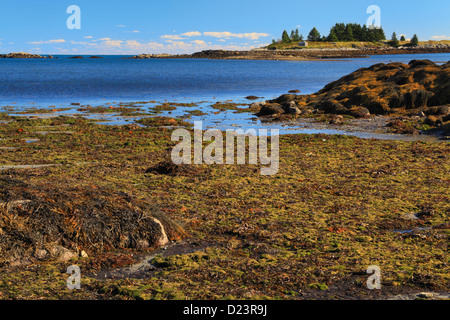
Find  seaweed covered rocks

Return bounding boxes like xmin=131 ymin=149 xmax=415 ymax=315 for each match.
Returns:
xmin=283 ymin=60 xmax=448 ymax=116
xmin=256 ymin=60 xmax=450 ymax=133
xmin=0 ymin=177 xmax=185 ymax=267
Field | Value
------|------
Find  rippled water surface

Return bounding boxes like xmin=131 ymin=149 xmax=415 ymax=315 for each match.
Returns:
xmin=1 ymin=53 xmax=449 ymax=107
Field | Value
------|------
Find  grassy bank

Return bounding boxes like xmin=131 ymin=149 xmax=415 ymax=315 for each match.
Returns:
xmin=266 ymin=40 xmax=450 ymax=51
xmin=0 ymin=116 xmax=448 ymax=300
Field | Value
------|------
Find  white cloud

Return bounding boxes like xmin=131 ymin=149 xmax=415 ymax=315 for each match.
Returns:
xmin=160 ymin=31 xmax=270 ymax=42
xmin=24 ymin=30 xmax=269 ymax=55
xmin=101 ymin=40 xmax=123 ymax=47
xmin=50 ymin=39 xmax=66 ymax=43
xmin=165 ymin=41 xmax=191 ymax=48
xmin=203 ymin=32 xmax=270 ymax=40
xmin=116 ymin=25 xmax=126 ymax=28
xmin=191 ymin=40 xmax=206 ymax=45
xmin=28 ymin=39 xmax=66 ymax=45
xmin=181 ymin=31 xmax=202 ymax=37
xmin=94 ymin=38 xmax=124 ymax=47
xmin=161 ymin=34 xmax=184 ymax=40
xmin=124 ymin=30 xmax=140 ymax=33
xmin=431 ymin=35 xmax=450 ymax=40
xmin=125 ymin=40 xmax=164 ymax=50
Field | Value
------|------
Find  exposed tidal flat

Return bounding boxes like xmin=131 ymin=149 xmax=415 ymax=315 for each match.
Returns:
xmin=0 ymin=58 xmax=449 ymax=300
xmin=0 ymin=114 xmax=448 ymax=300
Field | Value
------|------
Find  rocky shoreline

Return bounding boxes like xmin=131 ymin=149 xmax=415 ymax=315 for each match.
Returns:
xmin=2 ymin=45 xmax=450 ymax=61
xmin=131 ymin=45 xmax=450 ymax=61
xmin=250 ymin=59 xmax=450 ymax=138
xmin=0 ymin=52 xmax=53 ymax=59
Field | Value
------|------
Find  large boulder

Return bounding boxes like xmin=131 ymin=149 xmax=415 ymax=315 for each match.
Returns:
xmin=272 ymin=94 xmax=298 ymax=105
xmin=257 ymin=103 xmax=285 ymax=116
xmin=316 ymin=99 xmax=348 ymax=114
xmin=282 ymin=101 xmax=301 ymax=115
xmin=349 ymin=106 xmax=371 ymax=118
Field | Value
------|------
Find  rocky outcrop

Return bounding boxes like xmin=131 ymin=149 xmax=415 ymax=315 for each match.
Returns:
xmin=262 ymin=60 xmax=449 ymax=117
xmin=0 ymin=52 xmax=52 ymax=59
xmin=131 ymin=53 xmax=175 ymax=59
xmin=256 ymin=60 xmax=450 ymax=135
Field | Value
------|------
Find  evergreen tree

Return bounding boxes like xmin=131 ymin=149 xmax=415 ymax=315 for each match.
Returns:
xmin=333 ymin=23 xmax=346 ymax=40
xmin=367 ymin=27 xmax=386 ymax=42
xmin=344 ymin=24 xmax=354 ymax=41
xmin=282 ymin=30 xmax=291 ymax=43
xmin=361 ymin=25 xmax=369 ymax=41
xmin=328 ymin=29 xmax=339 ymax=42
xmin=294 ymin=29 xmax=301 ymax=41
xmin=400 ymin=35 xmax=406 ymax=41
xmin=390 ymin=32 xmax=399 ymax=47
xmin=410 ymin=34 xmax=419 ymax=46
xmin=286 ymin=22 xmax=389 ymax=43
xmin=349 ymin=23 xmax=363 ymax=41
xmin=307 ymin=27 xmax=321 ymax=41
xmin=377 ymin=28 xmax=386 ymax=41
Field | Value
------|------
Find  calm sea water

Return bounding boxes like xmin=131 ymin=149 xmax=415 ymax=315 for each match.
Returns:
xmin=1 ymin=53 xmax=449 ymax=107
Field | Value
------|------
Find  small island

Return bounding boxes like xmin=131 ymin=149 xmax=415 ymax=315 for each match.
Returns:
xmin=0 ymin=52 xmax=53 ymax=59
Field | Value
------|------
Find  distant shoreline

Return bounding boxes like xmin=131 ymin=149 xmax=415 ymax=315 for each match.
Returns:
xmin=2 ymin=45 xmax=450 ymax=61
xmin=130 ymin=46 xmax=450 ymax=61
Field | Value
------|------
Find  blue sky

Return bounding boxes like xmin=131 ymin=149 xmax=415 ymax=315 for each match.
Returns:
xmin=0 ymin=0 xmax=449 ymax=54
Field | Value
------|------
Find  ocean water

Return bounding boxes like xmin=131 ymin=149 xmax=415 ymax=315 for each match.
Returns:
xmin=1 ymin=53 xmax=449 ymax=107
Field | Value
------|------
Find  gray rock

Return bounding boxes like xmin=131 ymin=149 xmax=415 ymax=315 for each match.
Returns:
xmin=250 ymin=101 xmax=266 ymax=109
xmin=350 ymin=106 xmax=371 ymax=118
xmin=439 ymin=105 xmax=450 ymax=116
xmin=80 ymin=250 xmax=89 ymax=258
xmin=136 ymin=240 xmax=150 ymax=250
xmin=257 ymin=103 xmax=285 ymax=116
xmin=329 ymin=115 xmax=344 ymax=125
xmin=50 ymin=246 xmax=77 ymax=262
xmin=34 ymin=249 xmax=49 ymax=260
xmin=417 ymin=292 xmax=438 ymax=299
xmin=283 ymin=101 xmax=301 ymax=115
